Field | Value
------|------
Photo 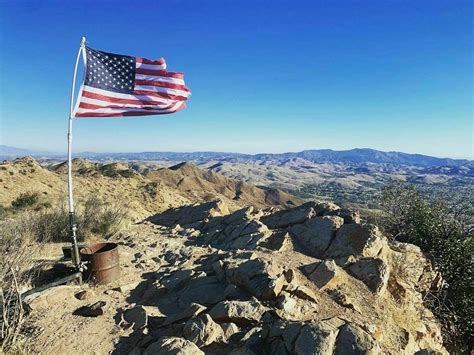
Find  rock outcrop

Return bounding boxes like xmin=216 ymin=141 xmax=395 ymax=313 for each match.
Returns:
xmin=109 ymin=199 xmax=447 ymax=354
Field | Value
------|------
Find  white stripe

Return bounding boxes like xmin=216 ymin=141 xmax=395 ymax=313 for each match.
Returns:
xmin=81 ymin=86 xmax=180 ymax=105
xmin=79 ymin=96 xmax=172 ymax=109
xmin=135 ymin=74 xmax=185 ymax=85
xmin=134 ymin=85 xmax=190 ymax=98
xmin=76 ymin=102 xmax=183 ymax=114
xmin=136 ymin=62 xmax=167 ymax=70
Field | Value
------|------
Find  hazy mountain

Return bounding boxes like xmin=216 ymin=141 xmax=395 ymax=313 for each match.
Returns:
xmin=2 ymin=145 xmax=471 ymax=168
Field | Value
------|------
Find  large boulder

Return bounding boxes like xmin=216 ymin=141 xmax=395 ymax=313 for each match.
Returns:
xmin=294 ymin=322 xmax=340 ymax=355
xmin=225 ymin=258 xmax=285 ymax=300
xmin=148 ymin=200 xmax=229 ymax=227
xmin=325 ymin=224 xmax=386 ymax=259
xmin=208 ymin=299 xmax=268 ymax=325
xmin=183 ymin=314 xmax=224 ymax=347
xmin=347 ymin=258 xmax=389 ymax=295
xmin=307 ymin=260 xmax=346 ymax=290
xmin=143 ymin=336 xmax=204 ymax=355
xmin=289 ymin=216 xmax=344 ymax=257
xmin=334 ymin=323 xmax=380 ymax=355
xmin=178 ymin=275 xmax=226 ymax=307
xmin=261 ymin=202 xmax=317 ymax=229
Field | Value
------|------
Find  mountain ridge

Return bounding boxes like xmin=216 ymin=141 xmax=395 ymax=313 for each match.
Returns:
xmin=1 ymin=145 xmax=471 ymax=167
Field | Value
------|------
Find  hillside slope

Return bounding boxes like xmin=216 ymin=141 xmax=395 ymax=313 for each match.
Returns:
xmin=0 ymin=157 xmax=302 ymax=220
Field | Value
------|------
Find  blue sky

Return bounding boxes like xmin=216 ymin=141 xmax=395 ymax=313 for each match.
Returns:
xmin=0 ymin=0 xmax=472 ymax=158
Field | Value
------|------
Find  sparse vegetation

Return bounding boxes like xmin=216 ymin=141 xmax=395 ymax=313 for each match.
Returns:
xmin=378 ymin=182 xmax=473 ymax=351
xmin=11 ymin=192 xmax=39 ymax=209
xmin=0 ymin=216 xmax=42 ymax=353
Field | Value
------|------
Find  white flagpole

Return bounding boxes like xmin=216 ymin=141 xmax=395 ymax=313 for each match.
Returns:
xmin=68 ymin=36 xmax=86 ymax=272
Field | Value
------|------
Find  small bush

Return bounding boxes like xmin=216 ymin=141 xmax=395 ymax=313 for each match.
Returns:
xmin=0 ymin=218 xmax=41 ymax=353
xmin=11 ymin=192 xmax=39 ymax=209
xmin=378 ymin=183 xmax=473 ymax=351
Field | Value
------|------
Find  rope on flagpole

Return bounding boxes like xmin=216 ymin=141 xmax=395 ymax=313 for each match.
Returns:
xmin=68 ymin=36 xmax=86 ymax=276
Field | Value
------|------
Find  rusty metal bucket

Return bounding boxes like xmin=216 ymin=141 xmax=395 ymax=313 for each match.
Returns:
xmin=80 ymin=243 xmax=120 ymax=284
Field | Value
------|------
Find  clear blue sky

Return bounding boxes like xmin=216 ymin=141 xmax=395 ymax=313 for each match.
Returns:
xmin=0 ymin=0 xmax=472 ymax=158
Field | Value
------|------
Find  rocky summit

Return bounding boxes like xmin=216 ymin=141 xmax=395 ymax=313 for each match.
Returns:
xmin=25 ymin=198 xmax=447 ymax=354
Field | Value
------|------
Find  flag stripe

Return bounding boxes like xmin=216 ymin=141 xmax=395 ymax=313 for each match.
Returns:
xmin=81 ymin=86 xmax=177 ymax=105
xmin=79 ymin=97 xmax=174 ymax=109
xmin=134 ymin=79 xmax=189 ymax=91
xmin=136 ymin=57 xmax=166 ymax=65
xmin=135 ymin=68 xmax=184 ymax=78
xmin=135 ymin=74 xmax=185 ymax=85
xmin=75 ymin=102 xmax=185 ymax=117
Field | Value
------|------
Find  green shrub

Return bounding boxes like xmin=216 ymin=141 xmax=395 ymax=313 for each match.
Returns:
xmin=378 ymin=183 xmax=473 ymax=351
xmin=11 ymin=192 xmax=39 ymax=209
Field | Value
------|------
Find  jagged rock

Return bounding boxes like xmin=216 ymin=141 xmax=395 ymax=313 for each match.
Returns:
xmin=347 ymin=258 xmax=389 ymax=295
xmin=163 ymin=303 xmax=207 ymax=325
xmin=325 ymin=224 xmax=386 ymax=259
xmin=122 ymin=305 xmax=148 ymax=330
xmin=308 ymin=260 xmax=345 ymax=290
xmin=334 ymin=323 xmax=380 ymax=355
xmin=178 ymin=275 xmax=226 ymax=307
xmin=313 ymin=202 xmax=341 ymax=216
xmin=258 ymin=231 xmax=294 ymax=251
xmin=183 ymin=314 xmax=224 ymax=347
xmin=337 ymin=208 xmax=361 ymax=224
xmin=285 ymin=283 xmax=318 ymax=303
xmin=225 ymin=258 xmax=285 ymax=300
xmin=161 ymin=270 xmax=194 ymax=292
xmin=221 ymin=322 xmax=240 ymax=339
xmin=261 ymin=202 xmax=316 ymax=229
xmin=143 ymin=336 xmax=204 ymax=355
xmin=73 ymin=301 xmax=106 ymax=317
xmin=288 ymin=216 xmax=344 ymax=257
xmin=208 ymin=299 xmax=268 ymax=325
xmin=148 ymin=200 xmax=229 ymax=227
xmin=294 ymin=321 xmax=340 ymax=355
xmin=282 ymin=322 xmax=305 ymax=352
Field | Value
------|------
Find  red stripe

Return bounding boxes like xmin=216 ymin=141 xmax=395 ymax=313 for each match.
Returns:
xmin=136 ymin=57 xmax=166 ymax=65
xmin=82 ymin=90 xmax=171 ymax=105
xmin=75 ymin=104 xmax=185 ymax=117
xmin=133 ymin=90 xmax=189 ymax=101
xmin=134 ymin=79 xmax=190 ymax=91
xmin=79 ymin=102 xmax=175 ymax=110
xmin=135 ymin=68 xmax=184 ymax=78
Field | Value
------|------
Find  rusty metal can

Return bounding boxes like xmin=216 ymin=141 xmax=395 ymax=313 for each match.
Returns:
xmin=80 ymin=242 xmax=120 ymax=284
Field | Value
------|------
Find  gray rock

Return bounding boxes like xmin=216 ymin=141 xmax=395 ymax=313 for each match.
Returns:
xmin=347 ymin=258 xmax=389 ymax=295
xmin=122 ymin=305 xmax=147 ymax=330
xmin=161 ymin=269 xmax=194 ymax=292
xmin=183 ymin=314 xmax=224 ymax=347
xmin=289 ymin=216 xmax=344 ymax=257
xmin=143 ymin=336 xmax=204 ymax=355
xmin=294 ymin=322 xmax=340 ymax=355
xmin=334 ymin=323 xmax=380 ymax=355
xmin=325 ymin=224 xmax=386 ymax=259
xmin=163 ymin=303 xmax=207 ymax=325
xmin=208 ymin=299 xmax=268 ymax=325
xmin=178 ymin=275 xmax=226 ymax=307
xmin=225 ymin=258 xmax=284 ymax=300
xmin=261 ymin=202 xmax=316 ymax=229
xmin=308 ymin=260 xmax=344 ymax=289
xmin=221 ymin=322 xmax=240 ymax=339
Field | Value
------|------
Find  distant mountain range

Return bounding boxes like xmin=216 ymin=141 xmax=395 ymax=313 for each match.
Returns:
xmin=1 ymin=145 xmax=472 ymax=168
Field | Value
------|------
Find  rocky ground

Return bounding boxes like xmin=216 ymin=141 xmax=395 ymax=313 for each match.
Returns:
xmin=24 ymin=199 xmax=447 ymax=354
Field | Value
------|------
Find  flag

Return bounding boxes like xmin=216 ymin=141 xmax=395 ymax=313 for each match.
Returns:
xmin=73 ymin=46 xmax=190 ymax=117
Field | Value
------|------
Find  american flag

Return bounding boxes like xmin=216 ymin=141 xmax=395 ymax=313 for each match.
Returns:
xmin=73 ymin=46 xmax=190 ymax=117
